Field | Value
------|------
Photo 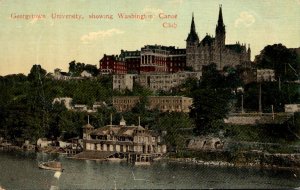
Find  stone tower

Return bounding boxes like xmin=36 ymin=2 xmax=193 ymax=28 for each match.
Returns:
xmin=186 ymin=13 xmax=199 ymax=69
xmin=247 ymin=44 xmax=251 ymax=61
xmin=215 ymin=5 xmax=226 ymax=47
xmin=185 ymin=6 xmax=251 ymax=72
xmin=215 ymin=5 xmax=226 ymax=70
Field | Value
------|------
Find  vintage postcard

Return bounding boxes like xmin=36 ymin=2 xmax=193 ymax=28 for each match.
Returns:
xmin=0 ymin=0 xmax=299 ymax=189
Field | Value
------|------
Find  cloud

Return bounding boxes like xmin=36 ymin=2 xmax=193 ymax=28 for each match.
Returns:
xmin=80 ymin=29 xmax=124 ymax=43
xmin=235 ymin=12 xmax=255 ymax=28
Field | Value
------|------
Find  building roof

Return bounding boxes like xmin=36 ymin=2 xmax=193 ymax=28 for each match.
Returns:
xmin=90 ymin=124 xmax=148 ymax=137
xmin=226 ymin=44 xmax=244 ymax=53
xmin=120 ymin=50 xmax=141 ymax=57
xmin=200 ymin=35 xmax=215 ymax=46
xmin=60 ymin=72 xmax=69 ymax=76
xmin=82 ymin=123 xmax=94 ymax=129
xmin=116 ymin=126 xmax=135 ymax=137
xmin=170 ymin=48 xmax=186 ymax=54
xmin=136 ymin=125 xmax=145 ymax=131
xmin=141 ymin=45 xmax=177 ymax=52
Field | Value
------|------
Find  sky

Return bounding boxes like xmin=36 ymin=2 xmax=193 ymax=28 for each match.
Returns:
xmin=0 ymin=0 xmax=299 ymax=76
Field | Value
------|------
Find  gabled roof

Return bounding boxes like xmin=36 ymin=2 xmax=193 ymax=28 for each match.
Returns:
xmin=82 ymin=123 xmax=94 ymax=129
xmin=136 ymin=125 xmax=145 ymax=131
xmin=200 ymin=35 xmax=215 ymax=46
xmin=91 ymin=125 xmax=116 ymax=136
xmin=117 ymin=126 xmax=135 ymax=137
xmin=90 ymin=124 xmax=149 ymax=137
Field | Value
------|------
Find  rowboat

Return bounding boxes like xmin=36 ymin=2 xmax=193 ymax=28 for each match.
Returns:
xmin=38 ymin=161 xmax=63 ymax=171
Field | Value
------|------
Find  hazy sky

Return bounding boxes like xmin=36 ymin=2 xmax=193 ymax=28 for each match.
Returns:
xmin=0 ymin=0 xmax=299 ymax=76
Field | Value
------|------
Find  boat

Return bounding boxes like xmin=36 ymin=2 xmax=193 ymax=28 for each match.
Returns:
xmin=38 ymin=161 xmax=63 ymax=171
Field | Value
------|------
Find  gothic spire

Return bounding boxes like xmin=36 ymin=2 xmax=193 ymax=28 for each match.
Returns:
xmin=186 ymin=13 xmax=199 ymax=43
xmin=216 ymin=5 xmax=225 ymax=34
xmin=218 ymin=5 xmax=223 ymax=26
xmin=191 ymin=12 xmax=195 ymax=33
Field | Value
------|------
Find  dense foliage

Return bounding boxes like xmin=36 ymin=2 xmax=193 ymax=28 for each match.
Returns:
xmin=68 ymin=61 xmax=99 ymax=77
xmin=0 ymin=66 xmax=114 ymax=142
xmin=255 ymin=44 xmax=299 ymax=81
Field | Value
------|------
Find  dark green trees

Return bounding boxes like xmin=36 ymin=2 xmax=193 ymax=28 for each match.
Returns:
xmin=190 ymin=88 xmax=230 ymax=134
xmin=255 ymin=44 xmax=299 ymax=81
xmin=68 ymin=61 xmax=99 ymax=77
xmin=190 ymin=64 xmax=231 ymax=135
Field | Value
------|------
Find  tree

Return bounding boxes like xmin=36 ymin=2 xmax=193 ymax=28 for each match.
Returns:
xmin=255 ymin=44 xmax=299 ymax=81
xmin=173 ymin=77 xmax=199 ymax=97
xmin=190 ymin=88 xmax=230 ymax=134
xmin=84 ymin=64 xmax=99 ymax=77
xmin=27 ymin=65 xmax=47 ymax=83
xmin=68 ymin=61 xmax=85 ymax=76
xmin=153 ymin=112 xmax=193 ymax=150
xmin=131 ymin=82 xmax=153 ymax=96
xmin=242 ymin=82 xmax=299 ymax=112
xmin=223 ymin=66 xmax=243 ymax=88
xmin=68 ymin=60 xmax=76 ymax=73
xmin=200 ymin=63 xmax=225 ymax=89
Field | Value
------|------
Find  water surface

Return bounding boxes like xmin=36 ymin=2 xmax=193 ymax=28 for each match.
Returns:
xmin=0 ymin=151 xmax=299 ymax=189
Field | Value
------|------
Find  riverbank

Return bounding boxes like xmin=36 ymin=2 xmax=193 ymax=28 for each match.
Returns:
xmin=68 ymin=149 xmax=300 ymax=171
xmin=166 ymin=157 xmax=300 ymax=171
xmin=1 ymin=144 xmax=300 ymax=172
xmin=167 ymin=149 xmax=300 ymax=171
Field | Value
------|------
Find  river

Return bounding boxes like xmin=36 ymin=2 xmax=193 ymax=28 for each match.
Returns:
xmin=0 ymin=151 xmax=299 ymax=189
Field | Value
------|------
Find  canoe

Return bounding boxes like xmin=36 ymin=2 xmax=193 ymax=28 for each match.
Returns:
xmin=38 ymin=161 xmax=63 ymax=171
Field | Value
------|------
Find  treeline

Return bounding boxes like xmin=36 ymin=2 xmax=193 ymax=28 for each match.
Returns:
xmin=0 ymin=65 xmax=115 ymax=142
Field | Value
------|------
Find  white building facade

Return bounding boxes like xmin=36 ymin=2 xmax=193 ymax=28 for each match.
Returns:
xmin=113 ymin=71 xmax=201 ymax=92
xmin=256 ymin=69 xmax=276 ymax=82
xmin=113 ymin=74 xmax=137 ymax=91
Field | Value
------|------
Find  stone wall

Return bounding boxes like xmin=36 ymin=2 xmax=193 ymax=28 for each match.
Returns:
xmin=187 ymin=137 xmax=224 ymax=150
xmin=224 ymin=116 xmax=261 ymax=125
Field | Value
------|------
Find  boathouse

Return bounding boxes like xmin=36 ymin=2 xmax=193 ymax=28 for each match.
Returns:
xmin=79 ymin=117 xmax=166 ymax=162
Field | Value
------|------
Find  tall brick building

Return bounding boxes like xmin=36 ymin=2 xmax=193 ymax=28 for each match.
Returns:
xmin=186 ymin=6 xmax=251 ymax=71
xmin=140 ymin=45 xmax=186 ymax=73
xmin=99 ymin=54 xmax=127 ymax=74
xmin=100 ymin=46 xmax=186 ymax=75
xmin=120 ymin=50 xmax=140 ymax=74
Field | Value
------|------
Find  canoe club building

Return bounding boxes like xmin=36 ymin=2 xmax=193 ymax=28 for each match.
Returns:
xmin=78 ymin=117 xmax=167 ymax=162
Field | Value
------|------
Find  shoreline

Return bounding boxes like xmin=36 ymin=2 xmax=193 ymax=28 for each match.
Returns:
xmin=165 ymin=157 xmax=300 ymax=171
xmin=1 ymin=147 xmax=299 ymax=171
